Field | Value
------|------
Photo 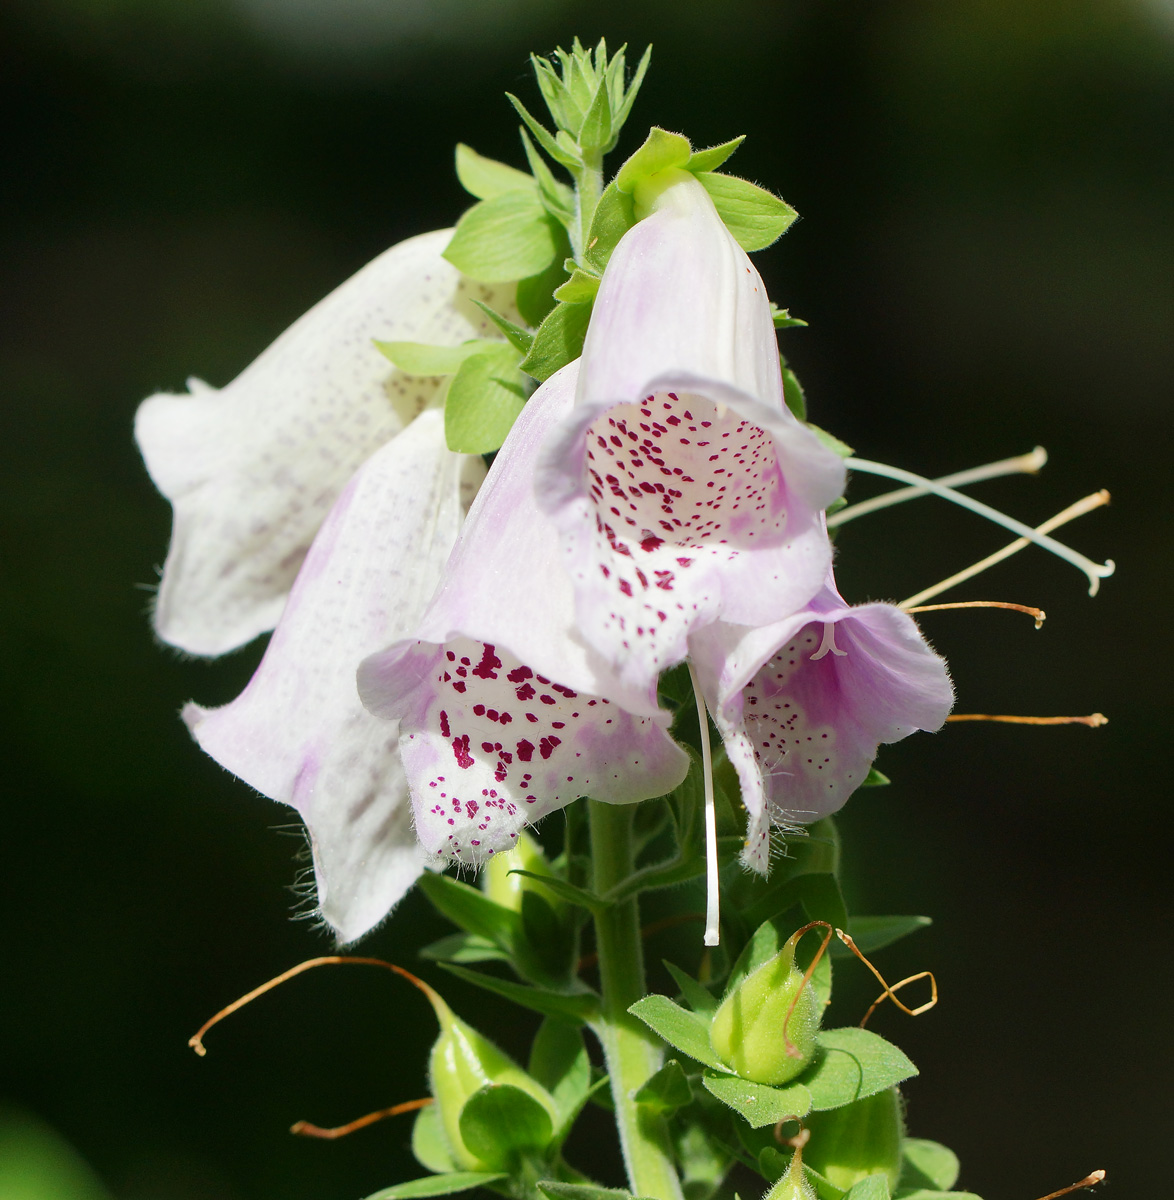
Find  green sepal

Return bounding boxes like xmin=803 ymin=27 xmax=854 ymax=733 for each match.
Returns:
xmin=455 ymin=143 xmax=535 ymax=200
xmin=663 ymin=960 xmax=719 ymax=1017
xmin=627 ymin=994 xmax=725 ymax=1070
xmin=862 ymin=767 xmax=890 ymax=787
xmin=363 ymin=1172 xmax=508 ymax=1200
xmin=757 ymin=1149 xmax=846 ymax=1200
xmin=375 ymin=338 xmax=500 ymax=376
xmin=519 ymin=301 xmax=592 ymax=382
xmin=771 ymin=304 xmax=809 ymax=330
xmin=616 ymin=126 xmax=692 ymax=195
xmin=506 ymin=93 xmax=581 ymax=169
xmin=458 ymin=1083 xmax=553 ymax=1169
xmin=553 ymin=268 xmax=602 ymax=304
xmin=444 ymin=345 xmax=527 ymax=454
xmin=687 ymin=135 xmax=746 ymax=173
xmin=508 ymin=868 xmax=607 ymax=913
xmin=808 ymin=424 xmax=854 ymax=458
xmin=779 ymin=355 xmax=807 ymax=422
xmin=418 ymin=873 xmax=522 ymax=951
xmin=633 ymin=1059 xmax=693 ymax=1114
xmin=830 ymin=916 xmax=932 ymax=959
xmin=803 ymin=1029 xmax=918 ymax=1111
xmin=443 ymin=190 xmax=563 ymax=283
xmin=471 ymin=300 xmax=534 ymax=355
xmin=439 ymin=963 xmax=599 ymax=1024
xmin=700 ymin=1071 xmax=813 ymax=1129
xmin=419 ymin=932 xmax=512 ymax=966
xmin=842 ymin=1179 xmax=891 ymax=1200
xmin=898 ymin=1141 xmax=960 ymax=1194
xmin=529 ymin=1017 xmax=592 ymax=1133
xmin=695 ymin=172 xmax=798 ymax=252
xmin=538 ymin=1184 xmax=647 ymax=1200
xmin=583 ymin=182 xmax=636 ymax=274
xmin=411 ymin=1103 xmax=459 ymax=1174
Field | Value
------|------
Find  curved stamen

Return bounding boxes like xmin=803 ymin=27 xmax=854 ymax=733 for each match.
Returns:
xmin=847 ymin=458 xmax=1114 ymax=595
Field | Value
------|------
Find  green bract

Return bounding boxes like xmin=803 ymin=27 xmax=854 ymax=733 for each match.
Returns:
xmin=802 ymin=1087 xmax=905 ymax=1193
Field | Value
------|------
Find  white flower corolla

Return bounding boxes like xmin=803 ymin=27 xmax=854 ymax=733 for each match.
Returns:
xmin=135 ymin=229 xmax=516 ymax=656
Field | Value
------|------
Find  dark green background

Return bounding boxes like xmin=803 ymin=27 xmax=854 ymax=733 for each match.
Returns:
xmin=2 ymin=1 xmax=1170 ymax=1197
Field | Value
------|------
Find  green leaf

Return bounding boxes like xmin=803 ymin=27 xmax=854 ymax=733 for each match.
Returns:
xmin=411 ymin=1104 xmax=458 ymax=1175
xmin=627 ymin=995 xmax=726 ymax=1070
xmin=508 ymin=868 xmax=606 ymax=913
xmin=842 ymin=1179 xmax=891 ymax=1200
xmin=634 ymin=1059 xmax=693 ymax=1113
xmin=444 ymin=191 xmax=562 ymax=283
xmin=663 ymin=961 xmax=719 ymax=1017
xmin=455 ymin=143 xmax=535 ymax=200
xmin=440 ymin=963 xmax=599 ymax=1024
xmin=772 ymin=305 xmax=809 ymax=330
xmin=583 ymin=182 xmax=636 ymax=274
xmin=471 ymin=300 xmax=533 ymax=355
xmin=419 ymin=932 xmax=512 ymax=966
xmin=553 ymin=268 xmax=601 ymax=304
xmin=687 ymin=135 xmax=746 ymax=173
xmin=418 ymin=873 xmax=521 ymax=949
xmin=612 ymin=44 xmax=652 ymax=132
xmin=862 ymin=767 xmax=890 ymax=787
xmin=538 ymin=1184 xmax=644 ymax=1200
xmin=519 ymin=128 xmax=575 ymax=228
xmin=616 ymin=126 xmax=692 ymax=194
xmin=506 ymin=93 xmax=581 ymax=170
xmin=830 ymin=917 xmax=932 ymax=960
xmin=899 ymin=1141 xmax=960 ymax=1193
xmin=808 ymin=423 xmax=854 ymax=458
xmin=375 ymin=338 xmax=499 ymax=376
xmin=458 ymin=1084 xmax=552 ymax=1167
xmin=445 ymin=345 xmax=527 ymax=455
xmin=780 ymin=359 xmax=807 ymax=422
xmin=529 ymin=1018 xmax=591 ymax=1127
xmin=701 ymin=1072 xmax=812 ymax=1129
xmin=363 ymin=1173 xmax=507 ymax=1200
xmin=577 ymin=74 xmax=613 ymax=151
xmin=803 ymin=1029 xmax=918 ymax=1111
xmin=519 ymin=301 xmax=592 ymax=382
xmin=800 ymin=872 xmax=849 ymax=934
xmin=515 ymin=258 xmax=568 ymax=328
xmin=695 ymin=172 xmax=798 ymax=252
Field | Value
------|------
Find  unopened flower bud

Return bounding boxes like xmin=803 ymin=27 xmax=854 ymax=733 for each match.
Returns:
xmin=481 ymin=830 xmax=557 ymax=912
xmin=709 ymin=932 xmax=820 ymax=1084
xmin=801 ymin=1087 xmax=904 ymax=1191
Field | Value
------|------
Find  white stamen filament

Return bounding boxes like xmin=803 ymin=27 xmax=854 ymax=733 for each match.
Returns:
xmin=688 ymin=662 xmax=720 ymax=947
xmin=846 ymin=458 xmax=1114 ymax=595
xmin=828 ymin=446 xmax=1047 ymax=528
xmin=810 ymin=621 xmax=848 ymax=661
xmin=900 ymin=490 xmax=1111 ymax=609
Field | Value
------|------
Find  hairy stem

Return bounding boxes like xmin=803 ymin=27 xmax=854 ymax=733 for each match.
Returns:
xmin=589 ymin=801 xmax=683 ymax=1200
xmin=574 ymin=151 xmax=605 ymax=263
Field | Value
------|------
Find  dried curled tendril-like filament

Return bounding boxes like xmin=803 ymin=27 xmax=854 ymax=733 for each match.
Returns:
xmin=782 ymin=920 xmax=834 ymax=1058
xmin=835 ymin=929 xmax=938 ymax=1028
xmin=188 ymin=956 xmax=436 ymax=1139
xmin=1033 ymin=1169 xmax=1107 ymax=1200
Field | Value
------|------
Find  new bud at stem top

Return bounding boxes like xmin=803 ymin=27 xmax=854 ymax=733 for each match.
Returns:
xmin=709 ymin=929 xmax=821 ymax=1084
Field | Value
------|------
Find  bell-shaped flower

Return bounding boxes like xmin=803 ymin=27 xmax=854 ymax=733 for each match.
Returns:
xmin=690 ymin=580 xmax=955 ymax=871
xmin=184 ymin=408 xmax=481 ymax=943
xmin=537 ymin=170 xmax=847 ymax=696
xmin=358 ymin=361 xmax=690 ymax=866
xmin=135 ymin=229 xmax=516 ymax=656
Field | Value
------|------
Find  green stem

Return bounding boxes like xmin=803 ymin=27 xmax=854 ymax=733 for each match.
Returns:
xmin=589 ymin=801 xmax=684 ymax=1200
xmin=574 ymin=151 xmax=604 ymax=262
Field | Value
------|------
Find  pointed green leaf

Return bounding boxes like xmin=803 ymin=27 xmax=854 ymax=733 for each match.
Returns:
xmin=695 ymin=171 xmax=798 ymax=252
xmin=808 ymin=423 xmax=854 ymax=458
xmin=519 ymin=301 xmax=592 ymax=382
xmin=627 ymin=995 xmax=726 ymax=1070
xmin=471 ymin=300 xmax=533 ymax=355
xmin=687 ymin=135 xmax=746 ymax=173
xmin=804 ymin=1028 xmax=918 ymax=1111
xmin=444 ymin=191 xmax=562 ymax=283
xmin=418 ymin=873 xmax=522 ymax=949
xmin=772 ymin=305 xmax=809 ymax=330
xmin=529 ymin=1017 xmax=592 ymax=1126
xmin=781 ymin=362 xmax=807 ymax=421
xmin=634 ymin=1059 xmax=693 ymax=1113
xmin=375 ymin=338 xmax=499 ymax=376
xmin=800 ymin=872 xmax=849 ymax=933
xmin=553 ymin=269 xmax=601 ymax=304
xmin=862 ymin=767 xmax=891 ymax=787
xmin=444 ymin=345 xmax=527 ymax=454
xmin=440 ymin=963 xmax=598 ymax=1023
xmin=577 ymin=75 xmax=613 ymax=150
xmin=899 ymin=1141 xmax=960 ymax=1193
xmin=419 ymin=932 xmax=512 ymax=966
xmin=411 ymin=1104 xmax=459 ymax=1175
xmin=531 ymin=57 xmax=576 ymax=131
xmin=830 ymin=916 xmax=932 ymax=959
xmin=663 ymin=961 xmax=719 ymax=1017
xmin=455 ymin=143 xmax=535 ymax=200
xmin=458 ymin=1084 xmax=552 ymax=1167
xmin=506 ymin=94 xmax=581 ymax=169
xmin=582 ymin=182 xmax=636 ymax=274
xmin=701 ymin=1071 xmax=812 ymax=1129
xmin=843 ymin=1178 xmax=891 ymax=1200
xmin=363 ymin=1173 xmax=507 ymax=1200
xmin=508 ymin=868 xmax=606 ymax=913
xmin=519 ymin=128 xmax=575 ymax=227
xmin=616 ymin=126 xmax=692 ymax=194
xmin=613 ymin=44 xmax=652 ymax=131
